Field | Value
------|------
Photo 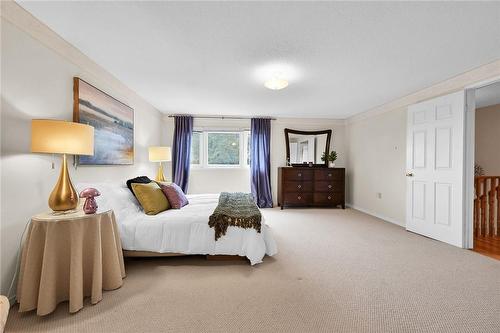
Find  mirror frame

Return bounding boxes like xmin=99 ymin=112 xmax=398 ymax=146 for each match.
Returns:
xmin=284 ymin=128 xmax=332 ymax=167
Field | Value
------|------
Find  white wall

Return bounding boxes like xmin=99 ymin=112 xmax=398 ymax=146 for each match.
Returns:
xmin=346 ymin=108 xmax=407 ymax=225
xmin=346 ymin=60 xmax=500 ymax=226
xmin=0 ymin=6 xmax=162 ymax=296
xmin=475 ymin=103 xmax=500 ymax=175
xmin=161 ymin=117 xmax=346 ymax=205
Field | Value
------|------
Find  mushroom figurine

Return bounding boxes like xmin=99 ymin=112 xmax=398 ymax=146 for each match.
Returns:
xmin=79 ymin=188 xmax=100 ymax=214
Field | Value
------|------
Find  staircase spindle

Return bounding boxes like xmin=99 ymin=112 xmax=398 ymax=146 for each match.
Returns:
xmin=474 ymin=177 xmax=479 ymax=237
xmin=489 ymin=178 xmax=496 ymax=236
xmin=474 ymin=176 xmax=500 ymax=238
xmin=480 ymin=178 xmax=487 ymax=237
xmin=496 ymin=180 xmax=500 ymax=236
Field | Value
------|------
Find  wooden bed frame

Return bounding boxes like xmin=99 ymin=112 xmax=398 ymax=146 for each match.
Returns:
xmin=123 ymin=250 xmax=185 ymax=257
xmin=122 ymin=250 xmax=246 ymax=261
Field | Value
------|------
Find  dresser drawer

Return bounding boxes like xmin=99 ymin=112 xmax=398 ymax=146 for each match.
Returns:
xmin=314 ymin=193 xmax=344 ymax=206
xmin=284 ymin=181 xmax=313 ymax=192
xmin=314 ymin=168 xmax=344 ymax=180
xmin=278 ymin=167 xmax=345 ymax=209
xmin=315 ymin=181 xmax=344 ymax=192
xmin=282 ymin=168 xmax=313 ymax=181
xmin=284 ymin=192 xmax=313 ymax=205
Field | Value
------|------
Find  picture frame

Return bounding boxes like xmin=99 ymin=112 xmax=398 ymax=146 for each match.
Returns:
xmin=73 ymin=77 xmax=134 ymax=165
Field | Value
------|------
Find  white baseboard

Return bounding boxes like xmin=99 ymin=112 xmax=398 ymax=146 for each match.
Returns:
xmin=346 ymin=203 xmax=405 ymax=227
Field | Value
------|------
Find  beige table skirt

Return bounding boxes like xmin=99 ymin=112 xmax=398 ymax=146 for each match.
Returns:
xmin=17 ymin=210 xmax=126 ymax=316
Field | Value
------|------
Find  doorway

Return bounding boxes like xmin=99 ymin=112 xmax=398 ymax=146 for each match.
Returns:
xmin=405 ymin=79 xmax=500 ymax=255
xmin=406 ymin=91 xmax=466 ymax=247
xmin=471 ymin=81 xmax=500 ymax=260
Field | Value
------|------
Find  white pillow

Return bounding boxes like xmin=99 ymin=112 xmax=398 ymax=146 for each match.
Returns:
xmin=76 ymin=182 xmax=141 ymax=220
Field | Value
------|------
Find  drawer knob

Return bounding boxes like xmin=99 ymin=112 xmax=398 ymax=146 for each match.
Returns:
xmin=298 ymin=173 xmax=302 ymax=177
xmin=328 ymin=196 xmax=332 ymax=200
xmin=297 ymin=184 xmax=301 ymax=189
xmin=328 ymin=185 xmax=332 ymax=189
xmin=298 ymin=196 xmax=301 ymax=200
xmin=328 ymin=173 xmax=332 ymax=177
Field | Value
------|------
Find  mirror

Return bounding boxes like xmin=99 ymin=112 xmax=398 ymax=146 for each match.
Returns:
xmin=285 ymin=128 xmax=332 ymax=167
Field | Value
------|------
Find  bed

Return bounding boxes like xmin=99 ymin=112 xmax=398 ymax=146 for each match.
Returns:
xmin=76 ymin=183 xmax=277 ymax=265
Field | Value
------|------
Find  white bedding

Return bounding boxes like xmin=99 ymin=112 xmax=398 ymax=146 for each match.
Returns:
xmin=76 ymin=183 xmax=277 ymax=265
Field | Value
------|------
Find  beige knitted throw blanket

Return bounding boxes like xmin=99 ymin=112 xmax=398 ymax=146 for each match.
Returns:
xmin=208 ymin=192 xmax=262 ymax=241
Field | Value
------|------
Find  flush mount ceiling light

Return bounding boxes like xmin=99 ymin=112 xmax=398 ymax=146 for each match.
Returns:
xmin=264 ymin=77 xmax=289 ymax=90
xmin=254 ymin=62 xmax=300 ymax=91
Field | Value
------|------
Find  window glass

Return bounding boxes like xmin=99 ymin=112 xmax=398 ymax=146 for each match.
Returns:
xmin=191 ymin=132 xmax=201 ymax=165
xmin=246 ymin=132 xmax=251 ymax=166
xmin=207 ymin=132 xmax=240 ymax=165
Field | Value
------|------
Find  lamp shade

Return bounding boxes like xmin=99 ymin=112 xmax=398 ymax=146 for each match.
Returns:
xmin=149 ymin=146 xmax=172 ymax=162
xmin=31 ymin=119 xmax=94 ymax=155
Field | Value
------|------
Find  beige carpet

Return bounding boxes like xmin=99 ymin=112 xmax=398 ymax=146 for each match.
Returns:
xmin=5 ymin=208 xmax=500 ymax=332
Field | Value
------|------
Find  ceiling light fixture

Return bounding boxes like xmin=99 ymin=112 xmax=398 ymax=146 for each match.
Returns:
xmin=264 ymin=77 xmax=289 ymax=90
xmin=254 ymin=62 xmax=299 ymax=90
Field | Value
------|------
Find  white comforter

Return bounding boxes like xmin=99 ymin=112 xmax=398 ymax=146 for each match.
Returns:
xmin=77 ymin=183 xmax=277 ymax=265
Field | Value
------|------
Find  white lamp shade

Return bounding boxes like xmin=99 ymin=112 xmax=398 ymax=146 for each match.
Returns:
xmin=149 ymin=146 xmax=172 ymax=162
xmin=31 ymin=119 xmax=94 ymax=155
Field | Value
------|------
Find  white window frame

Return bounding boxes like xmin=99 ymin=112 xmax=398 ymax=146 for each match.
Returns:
xmin=190 ymin=129 xmax=250 ymax=169
xmin=243 ymin=130 xmax=251 ymax=168
xmin=190 ymin=131 xmax=203 ymax=168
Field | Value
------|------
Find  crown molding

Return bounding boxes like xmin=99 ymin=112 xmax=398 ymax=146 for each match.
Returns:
xmin=1 ymin=0 xmax=159 ymax=115
xmin=347 ymin=59 xmax=500 ymax=125
xmin=5 ymin=0 xmax=498 ymax=125
xmin=161 ymin=114 xmax=346 ymax=125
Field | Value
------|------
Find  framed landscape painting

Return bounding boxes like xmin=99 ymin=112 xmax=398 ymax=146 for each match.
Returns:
xmin=73 ymin=78 xmax=134 ymax=165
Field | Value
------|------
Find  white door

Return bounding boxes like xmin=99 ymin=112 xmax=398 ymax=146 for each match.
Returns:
xmin=406 ymin=91 xmax=465 ymax=247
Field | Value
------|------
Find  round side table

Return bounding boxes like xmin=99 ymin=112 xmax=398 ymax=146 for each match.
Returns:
xmin=16 ymin=209 xmax=126 ymax=316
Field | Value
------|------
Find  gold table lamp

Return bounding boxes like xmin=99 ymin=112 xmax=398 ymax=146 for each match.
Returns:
xmin=149 ymin=146 xmax=171 ymax=182
xmin=31 ymin=120 xmax=94 ymax=211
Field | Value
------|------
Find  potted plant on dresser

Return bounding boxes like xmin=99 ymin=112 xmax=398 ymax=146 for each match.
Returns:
xmin=321 ymin=150 xmax=337 ymax=168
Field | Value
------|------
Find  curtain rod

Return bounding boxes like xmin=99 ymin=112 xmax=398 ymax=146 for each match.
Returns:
xmin=167 ymin=114 xmax=276 ymax=120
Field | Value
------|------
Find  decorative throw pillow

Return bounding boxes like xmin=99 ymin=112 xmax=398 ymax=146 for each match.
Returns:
xmin=157 ymin=182 xmax=189 ymax=209
xmin=126 ymin=176 xmax=152 ymax=195
xmin=131 ymin=182 xmax=170 ymax=215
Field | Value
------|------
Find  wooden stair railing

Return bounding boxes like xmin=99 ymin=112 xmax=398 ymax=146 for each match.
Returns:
xmin=474 ymin=176 xmax=500 ymax=237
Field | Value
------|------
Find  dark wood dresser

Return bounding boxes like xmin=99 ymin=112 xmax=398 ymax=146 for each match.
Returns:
xmin=278 ymin=167 xmax=345 ymax=209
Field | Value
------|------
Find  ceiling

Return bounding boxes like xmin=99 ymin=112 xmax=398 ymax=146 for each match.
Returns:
xmin=17 ymin=1 xmax=500 ymax=119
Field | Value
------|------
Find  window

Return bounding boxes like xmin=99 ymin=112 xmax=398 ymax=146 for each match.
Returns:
xmin=191 ymin=131 xmax=201 ymax=165
xmin=207 ymin=132 xmax=240 ymax=165
xmin=246 ymin=133 xmax=251 ymax=166
xmin=191 ymin=130 xmax=250 ymax=168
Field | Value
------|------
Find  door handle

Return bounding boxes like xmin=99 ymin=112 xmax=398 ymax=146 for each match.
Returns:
xmin=406 ymin=172 xmax=414 ymax=177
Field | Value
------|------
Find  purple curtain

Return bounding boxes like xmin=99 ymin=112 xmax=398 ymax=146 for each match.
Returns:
xmin=251 ymin=118 xmax=273 ymax=208
xmin=172 ymin=116 xmax=193 ymax=193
